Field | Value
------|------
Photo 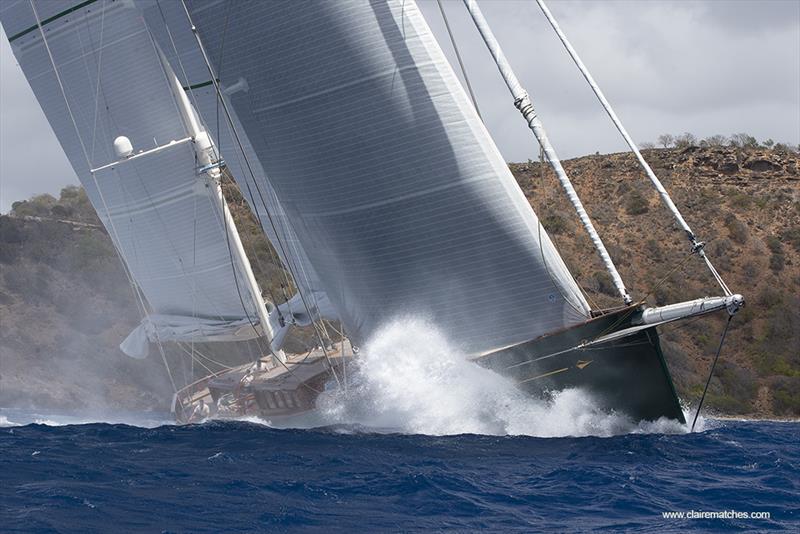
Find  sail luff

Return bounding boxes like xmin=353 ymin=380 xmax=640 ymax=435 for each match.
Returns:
xmin=462 ymin=0 xmax=631 ymax=304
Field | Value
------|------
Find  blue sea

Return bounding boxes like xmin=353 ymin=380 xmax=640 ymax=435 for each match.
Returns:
xmin=1 ymin=415 xmax=797 ymax=533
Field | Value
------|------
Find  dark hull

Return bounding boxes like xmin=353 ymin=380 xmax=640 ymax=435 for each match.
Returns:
xmin=475 ymin=307 xmax=686 ymax=423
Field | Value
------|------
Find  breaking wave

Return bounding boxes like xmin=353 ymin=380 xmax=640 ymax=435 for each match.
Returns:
xmin=314 ymin=318 xmax=700 ymax=437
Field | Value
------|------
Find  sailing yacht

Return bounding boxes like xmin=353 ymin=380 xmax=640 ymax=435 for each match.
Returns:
xmin=1 ymin=0 xmax=742 ymax=425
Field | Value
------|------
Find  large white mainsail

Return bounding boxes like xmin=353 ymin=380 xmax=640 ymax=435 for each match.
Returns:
xmin=0 ymin=0 xmax=268 ymax=358
xmin=185 ymin=0 xmax=591 ymax=354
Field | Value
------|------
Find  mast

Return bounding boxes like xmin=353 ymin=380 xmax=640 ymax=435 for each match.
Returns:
xmin=158 ymin=51 xmax=283 ymax=360
xmin=462 ymin=0 xmax=631 ymax=304
xmin=534 ymin=0 xmax=732 ymax=297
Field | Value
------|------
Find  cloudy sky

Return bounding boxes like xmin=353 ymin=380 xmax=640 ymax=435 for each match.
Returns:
xmin=1 ymin=0 xmax=798 ymax=212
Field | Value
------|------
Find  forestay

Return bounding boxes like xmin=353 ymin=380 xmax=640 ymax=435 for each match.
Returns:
xmin=186 ymin=0 xmax=591 ymax=354
xmin=0 ymin=0 xmax=265 ymax=357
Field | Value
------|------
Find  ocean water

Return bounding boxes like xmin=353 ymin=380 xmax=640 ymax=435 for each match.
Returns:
xmin=1 ymin=417 xmax=797 ymax=532
xmin=1 ymin=321 xmax=798 ymax=532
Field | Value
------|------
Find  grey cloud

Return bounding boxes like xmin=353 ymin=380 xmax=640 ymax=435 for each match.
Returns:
xmin=419 ymin=0 xmax=799 ymax=161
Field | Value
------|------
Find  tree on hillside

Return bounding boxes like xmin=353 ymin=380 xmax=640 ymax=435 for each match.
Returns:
xmin=674 ymin=132 xmax=697 ymax=149
xmin=657 ymin=134 xmax=674 ymax=148
xmin=700 ymin=134 xmax=727 ymax=147
xmin=774 ymin=142 xmax=800 ymax=154
xmin=729 ymin=132 xmax=759 ymax=149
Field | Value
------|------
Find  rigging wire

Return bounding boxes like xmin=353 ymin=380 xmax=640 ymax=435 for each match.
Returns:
xmin=210 ymin=2 xmax=297 ymax=309
xmin=152 ymin=1 xmax=293 ymax=366
xmin=176 ymin=343 xmax=228 ymax=375
xmin=162 ymin=0 xmax=336 ymax=361
xmin=154 ymin=0 xmax=286 ymax=322
xmin=436 ymin=0 xmax=482 ymax=120
xmin=462 ymin=0 xmax=631 ymax=305
xmin=87 ymin=0 xmax=107 ymax=163
xmin=691 ymin=315 xmax=734 ymax=432
xmin=178 ymin=342 xmax=235 ymax=371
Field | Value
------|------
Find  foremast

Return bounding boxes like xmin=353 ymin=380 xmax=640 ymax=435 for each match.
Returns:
xmin=157 ymin=51 xmax=284 ymax=361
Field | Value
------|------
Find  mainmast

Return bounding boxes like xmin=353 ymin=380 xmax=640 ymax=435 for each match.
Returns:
xmin=462 ymin=0 xmax=631 ymax=304
xmin=158 ymin=51 xmax=283 ymax=360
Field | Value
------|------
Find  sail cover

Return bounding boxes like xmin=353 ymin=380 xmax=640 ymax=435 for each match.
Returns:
xmin=0 ymin=0 xmax=266 ymax=357
xmin=185 ymin=0 xmax=591 ymax=354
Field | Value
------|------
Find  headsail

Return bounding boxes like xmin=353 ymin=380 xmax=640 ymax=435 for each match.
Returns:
xmin=185 ymin=0 xmax=591 ymax=354
xmin=0 ymin=0 xmax=268 ymax=357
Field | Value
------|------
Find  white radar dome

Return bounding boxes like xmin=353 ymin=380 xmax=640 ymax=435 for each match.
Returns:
xmin=113 ymin=136 xmax=133 ymax=158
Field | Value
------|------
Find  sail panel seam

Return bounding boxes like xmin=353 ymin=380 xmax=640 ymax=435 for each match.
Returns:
xmin=9 ymin=0 xmax=99 ymax=42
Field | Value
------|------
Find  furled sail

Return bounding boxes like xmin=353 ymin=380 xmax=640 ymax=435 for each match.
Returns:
xmin=186 ymin=0 xmax=591 ymax=354
xmin=0 ymin=0 xmax=267 ymax=357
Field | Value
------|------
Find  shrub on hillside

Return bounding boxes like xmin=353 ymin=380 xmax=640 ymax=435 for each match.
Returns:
xmin=542 ymin=212 xmax=569 ymax=235
xmin=700 ymin=134 xmax=727 ymax=147
xmin=766 ymin=236 xmax=785 ymax=272
xmin=725 ymin=214 xmax=749 ymax=244
xmin=674 ymin=132 xmax=697 ymax=149
xmin=729 ymin=133 xmax=759 ymax=149
xmin=770 ymin=376 xmax=800 ymax=416
xmin=10 ymin=194 xmax=58 ymax=218
xmin=657 ymin=134 xmax=674 ymax=148
xmin=741 ymin=260 xmax=759 ymax=278
xmin=705 ymin=392 xmax=754 ymax=415
xmin=715 ymin=360 xmax=759 ymax=411
xmin=624 ymin=191 xmax=649 ymax=215
xmin=644 ymin=238 xmax=663 ymax=262
xmin=782 ymin=227 xmax=800 ymax=253
xmin=769 ymin=253 xmax=785 ymax=272
xmin=592 ymin=271 xmax=618 ymax=297
xmin=773 ymin=143 xmax=800 ymax=154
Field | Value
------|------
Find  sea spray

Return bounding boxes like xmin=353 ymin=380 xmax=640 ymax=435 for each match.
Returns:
xmin=315 ymin=318 xmax=696 ymax=437
xmin=0 ymin=317 xmax=706 ymax=436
